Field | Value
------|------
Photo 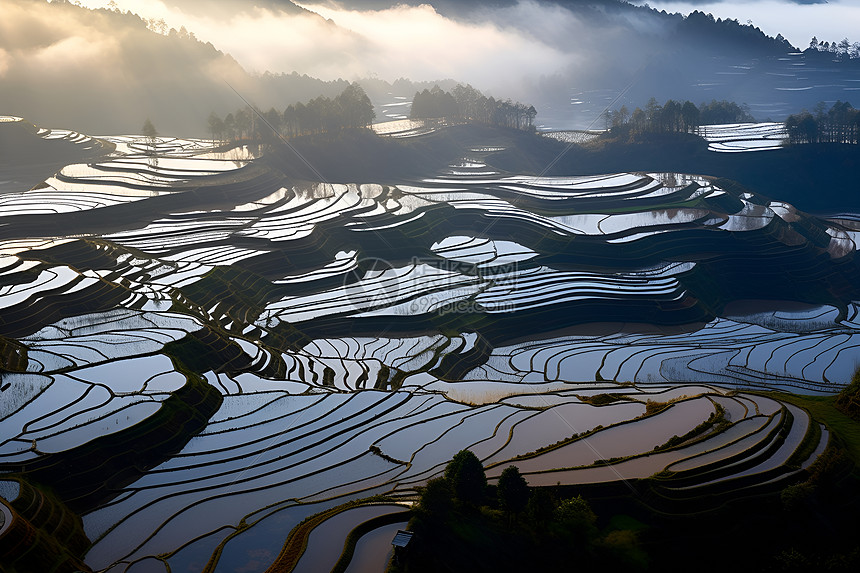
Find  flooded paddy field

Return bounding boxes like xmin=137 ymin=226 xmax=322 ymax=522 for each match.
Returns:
xmin=0 ymin=117 xmax=857 ymax=572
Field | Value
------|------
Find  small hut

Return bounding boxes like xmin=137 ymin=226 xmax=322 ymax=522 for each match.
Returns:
xmin=391 ymin=529 xmax=414 ymax=565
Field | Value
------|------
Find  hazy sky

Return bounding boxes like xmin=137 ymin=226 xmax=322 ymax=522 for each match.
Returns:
xmin=632 ymin=1 xmax=860 ymax=50
xmin=72 ymin=0 xmax=857 ymax=85
xmin=70 ymin=0 xmax=599 ymax=97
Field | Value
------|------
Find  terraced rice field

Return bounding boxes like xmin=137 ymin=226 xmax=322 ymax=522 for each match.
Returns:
xmin=542 ymin=122 xmax=786 ymax=153
xmin=0 ymin=118 xmax=857 ymax=572
xmin=698 ymin=122 xmax=787 ymax=152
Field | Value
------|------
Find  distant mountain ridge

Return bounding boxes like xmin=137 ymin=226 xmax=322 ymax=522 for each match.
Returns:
xmin=306 ymin=0 xmax=794 ymax=52
xmin=0 ymin=0 xmax=820 ymax=135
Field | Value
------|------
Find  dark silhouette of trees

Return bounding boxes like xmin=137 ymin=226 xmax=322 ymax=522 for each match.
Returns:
xmin=260 ymin=107 xmax=282 ymax=145
xmin=604 ymin=98 xmax=754 ymax=139
xmin=497 ymin=465 xmax=529 ymax=520
xmin=414 ymin=477 xmax=454 ymax=525
xmin=681 ymin=101 xmax=701 ymax=133
xmin=211 ymin=82 xmax=375 ymax=142
xmin=444 ymin=449 xmax=487 ymax=507
xmin=525 ymin=487 xmax=556 ymax=529
xmin=698 ymin=100 xmax=755 ymax=124
xmin=336 ymin=82 xmax=375 ymax=129
xmin=142 ymin=118 xmax=157 ymax=140
xmin=411 ymin=85 xmax=458 ymax=120
xmin=679 ymin=10 xmax=793 ymax=55
xmin=785 ymin=101 xmax=860 ymax=144
xmin=207 ymin=112 xmax=224 ymax=143
xmin=410 ymin=83 xmax=536 ymax=131
xmin=402 ymin=449 xmax=651 ymax=572
xmin=223 ymin=113 xmax=235 ymax=141
xmin=234 ymin=108 xmax=251 ymax=140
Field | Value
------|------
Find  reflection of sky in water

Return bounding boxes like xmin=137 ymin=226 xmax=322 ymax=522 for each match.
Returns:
xmin=537 ymin=54 xmax=860 ymax=130
xmin=213 ymin=501 xmax=339 ymax=573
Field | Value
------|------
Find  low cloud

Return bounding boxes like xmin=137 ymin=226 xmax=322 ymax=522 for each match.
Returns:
xmin=74 ymin=0 xmax=666 ymax=99
xmin=0 ymin=1 xmax=249 ymax=133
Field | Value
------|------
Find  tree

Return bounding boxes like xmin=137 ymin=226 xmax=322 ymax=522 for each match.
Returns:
xmin=223 ymin=113 xmax=235 ymax=141
xmin=263 ymin=107 xmax=282 ymax=132
xmin=410 ymin=85 xmax=457 ymax=121
xmin=293 ymin=102 xmax=307 ymax=136
xmin=554 ymin=495 xmax=598 ymax=539
xmin=415 ymin=477 xmax=454 ymax=524
xmin=786 ymin=110 xmax=818 ymax=144
xmin=630 ymin=107 xmax=646 ymax=134
xmin=610 ymin=105 xmax=629 ymax=129
xmin=644 ymin=97 xmax=662 ymax=131
xmin=680 ymin=100 xmax=700 ymax=133
xmin=142 ymin=118 xmax=158 ymax=165
xmin=444 ymin=449 xmax=486 ymax=506
xmin=282 ymin=105 xmax=297 ymax=137
xmin=336 ymin=82 xmax=375 ymax=129
xmin=261 ymin=107 xmax=282 ymax=144
xmin=699 ymin=99 xmax=754 ymax=124
xmin=234 ymin=108 xmax=251 ymax=140
xmin=600 ymin=109 xmax=612 ymax=130
xmin=526 ymin=105 xmax=537 ymax=131
xmin=452 ymin=83 xmax=483 ymax=121
xmin=142 ymin=118 xmax=157 ymax=139
xmin=526 ymin=487 xmax=556 ymax=529
xmin=809 ymin=36 xmax=818 ymax=51
xmin=207 ymin=112 xmax=224 ymax=143
xmin=497 ymin=466 xmax=529 ymax=520
xmin=661 ymin=99 xmax=681 ymax=132
xmin=838 ymin=38 xmax=852 ymax=60
xmin=411 ymin=83 xmax=534 ymax=130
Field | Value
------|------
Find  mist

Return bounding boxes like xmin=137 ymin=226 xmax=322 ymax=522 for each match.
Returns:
xmin=73 ymin=0 xmax=674 ymax=101
xmin=0 ymin=0 xmax=258 ymax=134
xmin=2 ymin=0 xmax=836 ymax=134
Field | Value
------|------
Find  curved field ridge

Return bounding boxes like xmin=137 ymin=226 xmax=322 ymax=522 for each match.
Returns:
xmin=0 ymin=135 xmax=251 ymax=217
xmin=699 ymin=122 xmax=787 ymax=153
xmin=0 ymin=121 xmax=855 ymax=572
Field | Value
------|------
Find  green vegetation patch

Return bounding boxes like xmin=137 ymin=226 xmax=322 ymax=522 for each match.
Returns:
xmin=395 ymin=451 xmax=647 ymax=573
xmin=652 ymin=403 xmax=728 ymax=452
xmin=835 ymin=369 xmax=860 ymax=421
xmin=578 ymin=393 xmax=631 ymax=406
xmin=163 ymin=328 xmax=251 ymax=374
xmin=758 ymin=391 xmax=860 ymax=468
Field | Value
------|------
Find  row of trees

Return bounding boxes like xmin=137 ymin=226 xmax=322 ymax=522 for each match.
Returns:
xmin=679 ymin=10 xmax=792 ymax=55
xmin=401 ymin=450 xmax=646 ymax=572
xmin=808 ymin=36 xmax=860 ymax=61
xmin=416 ymin=450 xmax=593 ymax=527
xmin=785 ymin=101 xmax=860 ymax=145
xmin=205 ymin=83 xmax=375 ymax=142
xmin=601 ymin=98 xmax=755 ymax=136
xmin=410 ymin=84 xmax=538 ymax=131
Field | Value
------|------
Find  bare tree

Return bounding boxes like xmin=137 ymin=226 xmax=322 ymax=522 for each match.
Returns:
xmin=142 ymin=118 xmax=158 ymax=166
